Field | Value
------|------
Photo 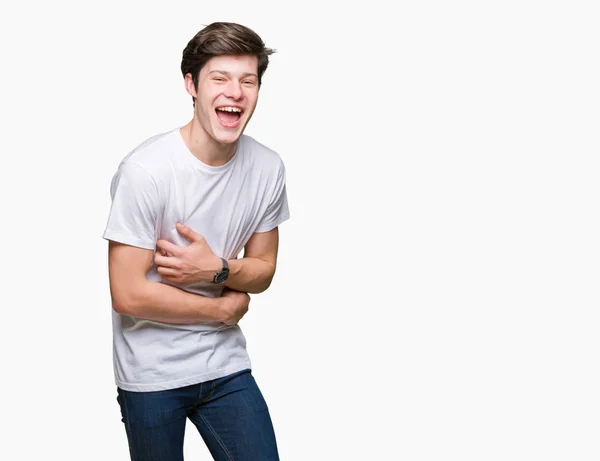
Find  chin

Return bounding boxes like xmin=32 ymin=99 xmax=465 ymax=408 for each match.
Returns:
xmin=212 ymin=131 xmax=242 ymax=145
xmin=211 ymin=123 xmax=246 ymax=144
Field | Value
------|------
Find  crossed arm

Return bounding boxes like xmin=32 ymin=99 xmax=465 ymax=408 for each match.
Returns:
xmin=223 ymin=227 xmax=279 ymax=293
xmin=108 ymin=225 xmax=280 ymax=324
xmin=154 ymin=223 xmax=280 ymax=294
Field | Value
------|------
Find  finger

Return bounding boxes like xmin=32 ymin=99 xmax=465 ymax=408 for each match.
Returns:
xmin=157 ymin=266 xmax=179 ymax=277
xmin=176 ymin=222 xmax=204 ymax=242
xmin=156 ymin=239 xmax=182 ymax=256
xmin=154 ymin=254 xmax=182 ymax=269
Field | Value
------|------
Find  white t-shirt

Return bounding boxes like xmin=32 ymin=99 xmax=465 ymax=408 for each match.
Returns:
xmin=102 ymin=127 xmax=290 ymax=392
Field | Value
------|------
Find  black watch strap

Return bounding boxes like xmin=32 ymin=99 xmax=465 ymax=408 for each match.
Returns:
xmin=213 ymin=257 xmax=230 ymax=284
xmin=220 ymin=257 xmax=229 ymax=271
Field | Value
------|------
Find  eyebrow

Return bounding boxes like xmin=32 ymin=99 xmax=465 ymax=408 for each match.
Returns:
xmin=209 ymin=70 xmax=258 ymax=79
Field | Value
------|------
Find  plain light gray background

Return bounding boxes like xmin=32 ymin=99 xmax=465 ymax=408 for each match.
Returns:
xmin=1 ymin=1 xmax=598 ymax=460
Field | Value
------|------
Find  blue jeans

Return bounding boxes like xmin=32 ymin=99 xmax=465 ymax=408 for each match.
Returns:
xmin=116 ymin=369 xmax=280 ymax=461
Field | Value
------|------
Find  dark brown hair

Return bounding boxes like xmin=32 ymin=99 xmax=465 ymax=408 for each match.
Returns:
xmin=181 ymin=22 xmax=275 ymax=105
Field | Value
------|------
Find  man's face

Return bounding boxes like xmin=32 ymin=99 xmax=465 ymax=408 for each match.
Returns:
xmin=186 ymin=54 xmax=260 ymax=145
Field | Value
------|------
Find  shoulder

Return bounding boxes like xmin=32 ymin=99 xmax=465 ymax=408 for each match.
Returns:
xmin=240 ymin=135 xmax=286 ymax=172
xmin=117 ymin=128 xmax=180 ymax=180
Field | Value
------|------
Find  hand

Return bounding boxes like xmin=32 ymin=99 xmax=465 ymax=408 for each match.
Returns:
xmin=220 ymin=288 xmax=250 ymax=325
xmin=155 ymin=223 xmax=222 ymax=284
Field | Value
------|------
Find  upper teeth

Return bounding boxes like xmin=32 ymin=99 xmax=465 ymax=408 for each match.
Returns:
xmin=217 ymin=107 xmax=241 ymax=113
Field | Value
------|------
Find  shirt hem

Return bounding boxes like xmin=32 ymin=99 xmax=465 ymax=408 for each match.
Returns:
xmin=115 ymin=361 xmax=252 ymax=392
xmin=255 ymin=213 xmax=291 ymax=233
xmin=102 ymin=231 xmax=156 ymax=250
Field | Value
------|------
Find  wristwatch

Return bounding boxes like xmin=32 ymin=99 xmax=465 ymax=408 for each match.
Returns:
xmin=213 ymin=257 xmax=230 ymax=284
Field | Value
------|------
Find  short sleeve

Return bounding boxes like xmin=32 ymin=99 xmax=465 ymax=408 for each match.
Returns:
xmin=255 ymin=161 xmax=290 ymax=233
xmin=102 ymin=161 xmax=159 ymax=250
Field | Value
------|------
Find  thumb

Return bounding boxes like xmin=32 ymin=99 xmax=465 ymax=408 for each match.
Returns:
xmin=176 ymin=222 xmax=203 ymax=242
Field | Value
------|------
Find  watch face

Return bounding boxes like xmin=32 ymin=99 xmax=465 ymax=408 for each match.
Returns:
xmin=214 ymin=270 xmax=229 ymax=284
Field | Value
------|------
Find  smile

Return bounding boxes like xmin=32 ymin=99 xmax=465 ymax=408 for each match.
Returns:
xmin=215 ymin=106 xmax=243 ymax=128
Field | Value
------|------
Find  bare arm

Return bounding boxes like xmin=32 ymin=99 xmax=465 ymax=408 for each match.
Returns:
xmin=224 ymin=227 xmax=279 ymax=294
xmin=108 ymin=241 xmax=248 ymax=324
xmin=155 ymin=224 xmax=281 ymax=294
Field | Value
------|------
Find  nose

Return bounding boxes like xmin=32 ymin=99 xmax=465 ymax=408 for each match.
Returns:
xmin=224 ymin=81 xmax=244 ymax=101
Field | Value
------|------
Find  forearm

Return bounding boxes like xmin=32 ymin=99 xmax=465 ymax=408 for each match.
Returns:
xmin=224 ymin=257 xmax=275 ymax=294
xmin=113 ymin=280 xmax=223 ymax=324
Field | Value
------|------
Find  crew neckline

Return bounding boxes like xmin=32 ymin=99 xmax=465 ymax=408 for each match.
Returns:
xmin=174 ymin=127 xmax=242 ymax=173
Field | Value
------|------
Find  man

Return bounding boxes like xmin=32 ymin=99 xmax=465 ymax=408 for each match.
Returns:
xmin=102 ymin=22 xmax=289 ymax=461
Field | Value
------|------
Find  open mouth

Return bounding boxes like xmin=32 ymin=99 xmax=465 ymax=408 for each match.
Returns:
xmin=215 ymin=106 xmax=243 ymax=127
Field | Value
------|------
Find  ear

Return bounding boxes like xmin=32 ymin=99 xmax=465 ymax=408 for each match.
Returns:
xmin=184 ymin=73 xmax=198 ymax=99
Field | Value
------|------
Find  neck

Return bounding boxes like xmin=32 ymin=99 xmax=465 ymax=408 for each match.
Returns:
xmin=180 ymin=119 xmax=238 ymax=167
